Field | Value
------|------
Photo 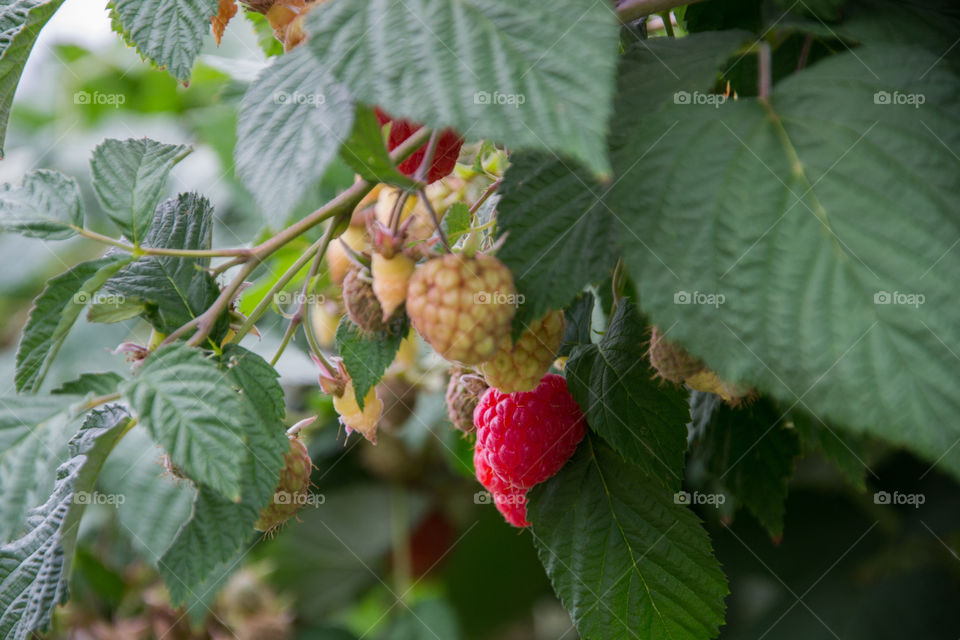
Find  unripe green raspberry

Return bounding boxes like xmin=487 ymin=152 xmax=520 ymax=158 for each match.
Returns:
xmin=406 ymin=253 xmax=516 ymax=365
xmin=648 ymin=325 xmax=752 ymax=405
xmin=480 ymin=309 xmax=565 ymax=393
xmin=254 ymin=437 xmax=312 ymax=533
xmin=342 ymin=267 xmax=404 ymax=334
xmin=445 ymin=366 xmax=488 ymax=432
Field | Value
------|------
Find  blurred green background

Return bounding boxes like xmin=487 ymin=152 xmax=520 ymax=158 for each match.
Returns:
xmin=3 ymin=3 xmax=960 ymax=639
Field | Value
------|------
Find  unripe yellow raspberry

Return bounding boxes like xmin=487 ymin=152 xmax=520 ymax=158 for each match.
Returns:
xmin=371 ymin=252 xmax=415 ymax=320
xmin=480 ymin=309 xmax=565 ymax=393
xmin=333 ymin=380 xmax=383 ymax=443
xmin=406 ymin=253 xmax=516 ymax=365
xmin=327 ymin=225 xmax=368 ymax=286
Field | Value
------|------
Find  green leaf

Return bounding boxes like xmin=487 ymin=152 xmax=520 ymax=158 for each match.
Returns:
xmin=100 ymin=192 xmax=223 ymax=335
xmin=335 ymin=315 xmax=408 ymax=410
xmin=442 ymin=202 xmax=471 ymax=240
xmin=566 ymin=301 xmax=690 ymax=491
xmin=52 ymin=372 xmax=125 ymax=397
xmin=97 ymin=427 xmax=194 ymax=564
xmin=121 ymin=344 xmax=248 ymax=501
xmin=90 ymin=138 xmax=191 ymax=245
xmin=305 ymin=0 xmax=619 ymax=176
xmin=236 ymin=46 xmax=355 ymax=224
xmin=494 ymin=31 xmax=752 ymax=333
xmin=694 ymin=398 xmax=801 ymax=538
xmin=340 ymin=104 xmax=418 ymax=187
xmin=109 ymin=0 xmax=219 ymax=81
xmin=0 ymin=169 xmax=82 ymax=239
xmin=497 ymin=153 xmax=618 ymax=333
xmin=528 ymin=435 xmax=728 ymax=640
xmin=0 ymin=405 xmax=130 ymax=640
xmin=0 ymin=0 xmax=64 ymax=157
xmin=158 ymin=346 xmax=289 ymax=606
xmin=614 ymin=45 xmax=960 ymax=478
xmin=791 ymin=410 xmax=868 ymax=489
xmin=15 ymin=255 xmax=132 ymax=393
xmin=0 ymin=395 xmax=79 ymax=542
xmin=558 ymin=291 xmax=595 ymax=358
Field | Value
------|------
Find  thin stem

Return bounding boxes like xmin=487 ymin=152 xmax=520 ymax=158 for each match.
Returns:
xmin=79 ymin=391 xmax=123 ymax=411
xmin=270 ymin=218 xmax=340 ymax=364
xmin=72 ymin=226 xmax=252 ymax=258
xmin=186 ymin=259 xmax=260 ymax=348
xmin=797 ymin=33 xmax=813 ymax=70
xmin=660 ymin=11 xmax=675 ymax=37
xmin=758 ymin=41 xmax=772 ymax=101
xmin=468 ymin=178 xmax=502 ymax=216
xmin=419 ymin=188 xmax=451 ymax=252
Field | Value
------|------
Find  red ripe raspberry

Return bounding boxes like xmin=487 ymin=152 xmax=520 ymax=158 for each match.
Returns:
xmin=474 ymin=444 xmax=530 ymax=528
xmin=474 ymin=373 xmax=586 ymax=490
xmin=375 ymin=108 xmax=463 ymax=183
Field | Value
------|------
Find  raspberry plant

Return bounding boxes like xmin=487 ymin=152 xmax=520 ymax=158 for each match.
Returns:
xmin=1 ymin=0 xmax=959 ymax=638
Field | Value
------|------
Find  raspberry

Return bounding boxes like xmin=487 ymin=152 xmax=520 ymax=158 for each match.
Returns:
xmin=255 ymin=436 xmax=313 ymax=532
xmin=481 ymin=309 xmax=565 ymax=393
xmin=648 ymin=325 xmax=753 ymax=405
xmin=374 ymin=186 xmax=437 ymax=251
xmin=327 ymin=225 xmax=368 ymax=286
xmin=371 ymin=252 xmax=415 ymax=320
xmin=333 ymin=380 xmax=383 ymax=443
xmin=474 ymin=445 xmax=529 ymax=528
xmin=375 ymin=108 xmax=463 ymax=183
xmin=342 ymin=266 xmax=403 ymax=334
xmin=308 ymin=298 xmax=342 ymax=348
xmin=474 ymin=373 xmax=586 ymax=490
xmin=445 ymin=366 xmax=488 ymax=433
xmin=406 ymin=253 xmax=515 ymax=365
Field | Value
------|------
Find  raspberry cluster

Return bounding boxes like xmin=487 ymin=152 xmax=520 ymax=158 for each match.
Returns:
xmin=472 ymin=374 xmax=587 ymax=527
